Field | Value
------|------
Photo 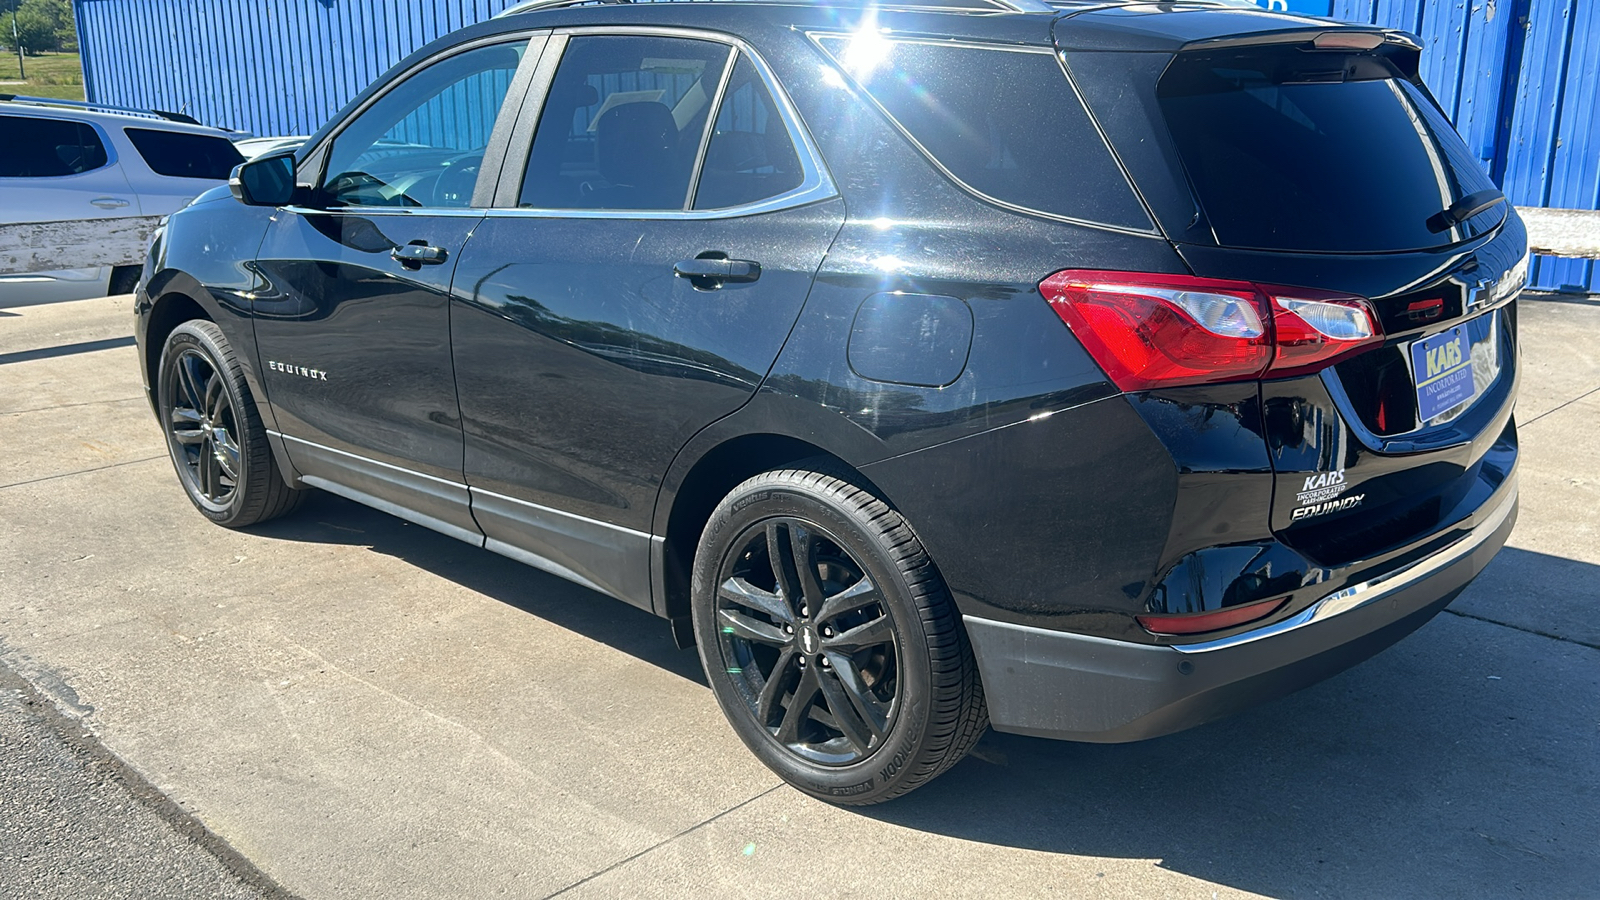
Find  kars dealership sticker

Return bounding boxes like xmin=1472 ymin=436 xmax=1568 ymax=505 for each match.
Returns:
xmin=1412 ymin=325 xmax=1475 ymax=421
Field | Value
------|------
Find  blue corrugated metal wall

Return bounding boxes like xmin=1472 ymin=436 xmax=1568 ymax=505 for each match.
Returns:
xmin=75 ymin=0 xmax=520 ymax=137
xmin=77 ymin=0 xmax=1598 ymax=289
xmin=1322 ymin=0 xmax=1600 ymax=290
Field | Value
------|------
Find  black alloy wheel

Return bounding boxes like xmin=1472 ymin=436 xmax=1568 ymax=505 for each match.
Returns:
xmin=715 ymin=517 xmax=901 ymax=765
xmin=157 ymin=320 xmax=305 ymax=528
xmin=693 ymin=467 xmax=987 ymax=805
xmin=167 ymin=346 xmax=242 ymax=508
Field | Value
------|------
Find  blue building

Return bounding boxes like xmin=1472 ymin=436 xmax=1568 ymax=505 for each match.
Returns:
xmin=73 ymin=0 xmax=1599 ymax=290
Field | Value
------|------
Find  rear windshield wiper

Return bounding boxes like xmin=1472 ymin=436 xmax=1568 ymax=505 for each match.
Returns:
xmin=1427 ymin=189 xmax=1505 ymax=233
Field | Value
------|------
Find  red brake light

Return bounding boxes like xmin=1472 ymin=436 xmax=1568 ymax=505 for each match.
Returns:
xmin=1135 ymin=596 xmax=1287 ymax=636
xmin=1039 ymin=270 xmax=1383 ymax=391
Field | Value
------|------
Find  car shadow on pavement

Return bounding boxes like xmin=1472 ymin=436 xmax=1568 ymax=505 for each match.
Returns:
xmin=245 ymin=489 xmax=708 ymax=686
xmin=244 ymin=494 xmax=1597 ymax=895
xmin=862 ymin=546 xmax=1600 ymax=897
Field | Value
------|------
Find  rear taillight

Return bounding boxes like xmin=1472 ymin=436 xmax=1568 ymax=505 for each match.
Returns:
xmin=1039 ymin=270 xmax=1382 ymax=392
xmin=1135 ymin=596 xmax=1287 ymax=636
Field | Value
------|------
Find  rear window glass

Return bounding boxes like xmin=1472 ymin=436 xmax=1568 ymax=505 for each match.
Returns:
xmin=124 ymin=128 xmax=244 ymax=180
xmin=520 ymin=35 xmax=731 ymax=211
xmin=816 ymin=37 xmax=1151 ymax=231
xmin=693 ymin=54 xmax=805 ymax=210
xmin=1159 ymin=50 xmax=1501 ymax=252
xmin=0 ymin=115 xmax=109 ymax=177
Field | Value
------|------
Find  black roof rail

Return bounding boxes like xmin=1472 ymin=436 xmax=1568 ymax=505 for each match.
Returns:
xmin=0 ymin=94 xmax=205 ymax=126
xmin=496 ymin=0 xmax=1058 ymax=17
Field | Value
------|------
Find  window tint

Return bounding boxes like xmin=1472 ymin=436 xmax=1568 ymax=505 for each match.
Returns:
xmin=1158 ymin=50 xmax=1501 ymax=252
xmin=0 ymin=115 xmax=109 ymax=178
xmin=125 ymin=128 xmax=243 ymax=180
xmin=692 ymin=55 xmax=804 ymax=210
xmin=323 ymin=41 xmax=526 ymax=208
xmin=520 ymin=36 xmax=731 ymax=211
xmin=817 ymin=38 xmax=1149 ymax=231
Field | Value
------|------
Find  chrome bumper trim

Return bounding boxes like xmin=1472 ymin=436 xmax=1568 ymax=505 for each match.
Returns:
xmin=1174 ymin=476 xmax=1518 ymax=655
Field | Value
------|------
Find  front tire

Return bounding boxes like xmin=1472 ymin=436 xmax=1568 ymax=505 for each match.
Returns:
xmin=691 ymin=467 xmax=987 ymax=805
xmin=157 ymin=320 xmax=304 ymax=528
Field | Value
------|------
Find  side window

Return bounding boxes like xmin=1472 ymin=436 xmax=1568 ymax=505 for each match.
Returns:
xmin=519 ymin=35 xmax=732 ymax=211
xmin=125 ymin=129 xmax=244 ymax=180
xmin=0 ymin=115 xmax=109 ymax=178
xmin=816 ymin=38 xmax=1150 ymax=231
xmin=692 ymin=55 xmax=804 ymax=210
xmin=321 ymin=41 xmax=526 ymax=209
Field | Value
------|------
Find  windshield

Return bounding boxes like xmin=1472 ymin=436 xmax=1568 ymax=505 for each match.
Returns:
xmin=1159 ymin=48 xmax=1501 ymax=252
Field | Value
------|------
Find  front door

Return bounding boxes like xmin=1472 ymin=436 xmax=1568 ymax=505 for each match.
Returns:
xmin=252 ymin=38 xmax=537 ymax=541
xmin=449 ymin=35 xmax=845 ymax=608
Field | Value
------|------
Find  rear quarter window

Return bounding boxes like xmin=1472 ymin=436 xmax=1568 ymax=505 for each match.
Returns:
xmin=0 ymin=115 xmax=110 ymax=177
xmin=814 ymin=36 xmax=1151 ymax=232
xmin=124 ymin=128 xmax=245 ymax=180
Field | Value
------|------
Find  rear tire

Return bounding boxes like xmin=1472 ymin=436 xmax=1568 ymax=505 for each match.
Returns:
xmin=691 ymin=467 xmax=987 ymax=805
xmin=157 ymin=320 xmax=304 ymax=528
xmin=108 ymin=265 xmax=141 ymax=295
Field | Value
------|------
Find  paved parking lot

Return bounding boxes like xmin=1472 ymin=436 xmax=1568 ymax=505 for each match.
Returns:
xmin=2 ymin=292 xmax=1597 ymax=898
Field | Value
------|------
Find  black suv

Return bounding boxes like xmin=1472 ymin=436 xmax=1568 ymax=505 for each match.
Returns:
xmin=135 ymin=0 xmax=1524 ymax=804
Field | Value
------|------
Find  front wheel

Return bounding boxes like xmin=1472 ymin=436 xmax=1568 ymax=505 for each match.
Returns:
xmin=157 ymin=320 xmax=304 ymax=528
xmin=691 ymin=467 xmax=986 ymax=805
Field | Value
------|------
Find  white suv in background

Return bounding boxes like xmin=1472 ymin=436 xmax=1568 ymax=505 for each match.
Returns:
xmin=0 ymin=96 xmax=244 ymax=303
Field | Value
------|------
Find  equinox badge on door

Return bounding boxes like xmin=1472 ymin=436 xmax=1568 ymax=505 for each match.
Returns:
xmin=267 ymin=360 xmax=328 ymax=381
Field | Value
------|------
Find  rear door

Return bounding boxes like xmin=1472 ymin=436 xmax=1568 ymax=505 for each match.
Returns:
xmin=252 ymin=36 xmax=540 ymax=541
xmin=449 ymin=31 xmax=845 ymax=609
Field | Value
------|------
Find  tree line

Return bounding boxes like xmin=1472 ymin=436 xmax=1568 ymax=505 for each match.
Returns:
xmin=3 ymin=0 xmax=77 ymax=55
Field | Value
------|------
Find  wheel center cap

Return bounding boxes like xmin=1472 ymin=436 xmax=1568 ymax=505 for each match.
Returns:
xmin=800 ymin=625 xmax=819 ymax=655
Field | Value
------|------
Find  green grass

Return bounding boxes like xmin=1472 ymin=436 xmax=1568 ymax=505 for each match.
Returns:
xmin=0 ymin=51 xmax=85 ymax=101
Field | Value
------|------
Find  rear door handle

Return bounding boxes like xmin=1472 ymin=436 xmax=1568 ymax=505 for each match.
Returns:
xmin=674 ymin=255 xmax=761 ymax=289
xmin=392 ymin=242 xmax=448 ymax=269
xmin=91 ymin=197 xmax=131 ymax=209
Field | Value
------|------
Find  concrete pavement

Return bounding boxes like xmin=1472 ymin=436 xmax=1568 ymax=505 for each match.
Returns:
xmin=0 ymin=292 xmax=1596 ymax=898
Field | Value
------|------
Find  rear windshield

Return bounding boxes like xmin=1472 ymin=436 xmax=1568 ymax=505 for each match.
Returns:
xmin=816 ymin=36 xmax=1151 ymax=231
xmin=1159 ymin=48 xmax=1500 ymax=252
xmin=125 ymin=128 xmax=244 ymax=180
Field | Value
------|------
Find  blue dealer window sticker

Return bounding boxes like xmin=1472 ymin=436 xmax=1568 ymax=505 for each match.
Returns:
xmin=1411 ymin=325 xmax=1475 ymax=422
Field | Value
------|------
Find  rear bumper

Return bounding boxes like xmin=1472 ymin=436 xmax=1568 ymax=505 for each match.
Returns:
xmin=966 ymin=471 xmax=1518 ymax=742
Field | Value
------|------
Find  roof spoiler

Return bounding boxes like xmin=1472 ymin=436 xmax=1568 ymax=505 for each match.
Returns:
xmin=1180 ymin=27 xmax=1420 ymax=52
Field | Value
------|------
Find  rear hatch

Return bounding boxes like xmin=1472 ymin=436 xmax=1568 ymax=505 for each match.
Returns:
xmin=1057 ymin=7 xmax=1525 ymax=566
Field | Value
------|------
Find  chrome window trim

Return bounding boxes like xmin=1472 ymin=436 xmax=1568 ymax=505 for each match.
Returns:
xmin=683 ymin=46 xmax=741 ymax=211
xmin=805 ymin=30 xmax=1164 ymax=238
xmin=278 ymin=205 xmax=488 ymax=219
xmin=487 ymin=25 xmax=839 ymax=221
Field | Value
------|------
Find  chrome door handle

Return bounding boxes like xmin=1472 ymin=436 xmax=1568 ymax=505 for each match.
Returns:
xmin=91 ymin=197 xmax=131 ymax=209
